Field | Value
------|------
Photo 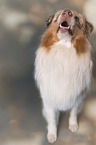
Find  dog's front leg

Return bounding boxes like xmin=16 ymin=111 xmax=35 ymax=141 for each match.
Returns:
xmin=42 ymin=103 xmax=59 ymax=143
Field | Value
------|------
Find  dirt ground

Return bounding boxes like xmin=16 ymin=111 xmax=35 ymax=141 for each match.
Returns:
xmin=0 ymin=0 xmax=96 ymax=145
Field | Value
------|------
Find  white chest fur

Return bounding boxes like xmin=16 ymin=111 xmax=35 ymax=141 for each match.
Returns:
xmin=35 ymin=40 xmax=92 ymax=111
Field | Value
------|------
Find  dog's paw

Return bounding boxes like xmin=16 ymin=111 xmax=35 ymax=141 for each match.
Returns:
xmin=47 ymin=133 xmax=57 ymax=143
xmin=69 ymin=124 xmax=78 ymax=132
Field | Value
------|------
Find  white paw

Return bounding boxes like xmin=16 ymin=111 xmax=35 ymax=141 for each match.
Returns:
xmin=69 ymin=124 xmax=78 ymax=132
xmin=47 ymin=133 xmax=57 ymax=143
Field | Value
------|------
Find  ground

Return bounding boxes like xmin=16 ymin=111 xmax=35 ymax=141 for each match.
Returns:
xmin=0 ymin=0 xmax=96 ymax=145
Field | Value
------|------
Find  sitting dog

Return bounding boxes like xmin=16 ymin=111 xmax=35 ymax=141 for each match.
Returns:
xmin=34 ymin=9 xmax=93 ymax=143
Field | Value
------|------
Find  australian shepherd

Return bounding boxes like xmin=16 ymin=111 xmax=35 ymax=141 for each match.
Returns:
xmin=34 ymin=9 xmax=93 ymax=143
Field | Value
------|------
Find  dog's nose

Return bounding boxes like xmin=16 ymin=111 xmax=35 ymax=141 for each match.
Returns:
xmin=62 ymin=9 xmax=73 ymax=17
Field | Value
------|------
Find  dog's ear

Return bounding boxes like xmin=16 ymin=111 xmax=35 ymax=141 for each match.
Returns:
xmin=46 ymin=14 xmax=54 ymax=27
xmin=85 ymin=21 xmax=94 ymax=36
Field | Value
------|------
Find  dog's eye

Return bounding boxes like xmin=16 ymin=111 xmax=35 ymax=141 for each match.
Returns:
xmin=75 ymin=16 xmax=79 ymax=22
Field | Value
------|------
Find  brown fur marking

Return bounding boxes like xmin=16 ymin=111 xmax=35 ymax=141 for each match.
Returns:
xmin=72 ymin=35 xmax=88 ymax=55
xmin=40 ymin=23 xmax=59 ymax=53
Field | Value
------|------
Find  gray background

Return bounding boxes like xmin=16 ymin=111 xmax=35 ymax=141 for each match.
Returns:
xmin=0 ymin=0 xmax=96 ymax=145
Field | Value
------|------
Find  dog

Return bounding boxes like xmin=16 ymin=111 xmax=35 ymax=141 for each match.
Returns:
xmin=34 ymin=9 xmax=93 ymax=143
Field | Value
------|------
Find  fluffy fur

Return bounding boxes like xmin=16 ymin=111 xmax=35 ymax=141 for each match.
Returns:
xmin=34 ymin=9 xmax=93 ymax=143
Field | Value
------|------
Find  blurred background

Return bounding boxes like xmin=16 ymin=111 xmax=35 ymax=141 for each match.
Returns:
xmin=0 ymin=0 xmax=96 ymax=145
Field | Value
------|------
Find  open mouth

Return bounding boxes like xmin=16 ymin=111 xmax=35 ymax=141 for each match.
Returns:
xmin=57 ymin=20 xmax=73 ymax=35
xmin=60 ymin=21 xmax=70 ymax=29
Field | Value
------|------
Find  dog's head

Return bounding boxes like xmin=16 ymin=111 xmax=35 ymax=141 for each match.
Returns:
xmin=41 ymin=9 xmax=94 ymax=54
